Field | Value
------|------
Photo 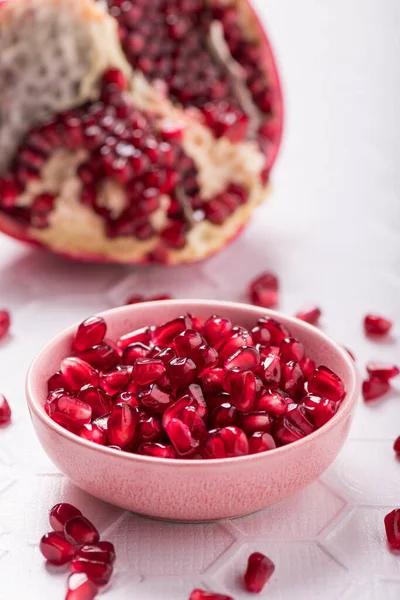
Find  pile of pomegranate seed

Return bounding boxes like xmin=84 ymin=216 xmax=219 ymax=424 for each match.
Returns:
xmin=45 ymin=312 xmax=346 ymax=458
xmin=0 ymin=394 xmax=11 ymax=425
xmin=362 ymin=361 xmax=399 ymax=402
xmin=249 ymin=272 xmax=278 ymax=309
xmin=295 ymin=306 xmax=321 ymax=326
xmin=0 ymin=309 xmax=10 ymax=340
xmin=40 ymin=502 xmax=115 ymax=599
xmin=126 ymin=294 xmax=173 ymax=305
xmin=364 ymin=314 xmax=393 ymax=337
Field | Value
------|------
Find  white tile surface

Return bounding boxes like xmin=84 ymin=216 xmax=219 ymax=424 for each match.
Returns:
xmin=1 ymin=0 xmax=399 ymax=598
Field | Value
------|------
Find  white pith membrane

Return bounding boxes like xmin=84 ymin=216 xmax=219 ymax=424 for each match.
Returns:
xmin=0 ymin=0 xmax=277 ymax=264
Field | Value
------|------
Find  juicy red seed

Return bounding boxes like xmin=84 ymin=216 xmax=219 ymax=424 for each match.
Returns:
xmin=302 ymin=394 xmax=337 ymax=427
xmin=295 ymin=306 xmax=321 ymax=326
xmin=238 ymin=411 xmax=272 ymax=435
xmin=393 ymin=436 xmax=400 ymax=456
xmin=78 ymin=385 xmax=113 ymax=420
xmin=100 ymin=365 xmax=132 ymax=395
xmin=118 ymin=326 xmax=152 ymax=350
xmin=136 ymin=414 xmax=163 ymax=442
xmin=138 ymin=383 xmax=173 ymax=413
xmin=384 ymin=509 xmax=400 ymax=551
xmin=173 ymin=329 xmax=203 ymax=356
xmin=126 ymin=295 xmax=145 ymax=304
xmin=166 ymin=418 xmax=198 ymax=456
xmin=202 ymin=367 xmax=225 ymax=391
xmin=71 ymin=558 xmax=113 ymax=586
xmin=258 ymin=317 xmax=289 ymax=345
xmin=138 ymin=442 xmax=177 ymax=459
xmin=224 ymin=345 xmax=260 ymax=371
xmin=362 ymin=377 xmax=390 ymax=402
xmin=280 ymin=337 xmax=305 ymax=362
xmin=47 ymin=371 xmax=69 ymax=392
xmin=364 ymin=314 xmax=393 ymax=336
xmin=77 ymin=542 xmax=115 ymax=565
xmin=256 ymin=390 xmax=288 ymax=416
xmin=249 ymin=272 xmax=279 ymax=308
xmin=92 ymin=414 xmax=109 ymax=433
xmin=182 ymin=406 xmax=208 ymax=440
xmin=116 ymin=390 xmax=139 ymax=408
xmin=273 ymin=418 xmax=304 ymax=445
xmin=244 ymin=552 xmax=275 ymax=593
xmin=72 ymin=317 xmax=107 ymax=352
xmin=281 ymin=361 xmax=304 ymax=396
xmin=194 ymin=344 xmax=219 ymax=375
xmin=366 ymin=361 xmax=400 ymax=382
xmin=108 ymin=402 xmax=138 ymax=447
xmin=66 ymin=573 xmax=98 ymax=600
xmin=64 ymin=516 xmax=100 ymax=545
xmin=48 ymin=394 xmax=92 ymax=428
xmin=225 ymin=369 xmax=256 ymax=411
xmin=132 ymin=358 xmax=165 ymax=385
xmin=300 ymin=356 xmax=315 ymax=378
xmin=78 ymin=423 xmax=107 ymax=445
xmin=285 ymin=404 xmax=314 ymax=435
xmin=189 ymin=591 xmax=233 ymax=600
xmin=308 ymin=366 xmax=345 ymax=402
xmin=177 ymin=383 xmax=207 ymax=418
xmin=102 ymin=68 xmax=127 ymax=90
xmin=39 ymin=532 xmax=76 ymax=565
xmin=251 ymin=325 xmax=271 ymax=345
xmin=61 ymin=357 xmax=99 ymax=392
xmin=262 ymin=353 xmax=281 ymax=387
xmin=203 ymin=315 xmax=233 ymax=346
xmin=249 ymin=432 xmax=277 ymax=454
xmin=202 ymin=426 xmax=249 ymax=459
xmin=218 ymin=329 xmax=254 ymax=361
xmin=162 ymin=396 xmax=197 ymax=429
xmin=50 ymin=503 xmax=82 ymax=531
xmin=0 ymin=309 xmax=10 ymax=340
xmin=167 ymin=356 xmax=197 ymax=387
xmin=122 ymin=342 xmax=150 ymax=364
xmin=75 ymin=344 xmax=119 ymax=371
xmin=0 ymin=394 xmax=11 ymax=425
xmin=212 ymin=403 xmax=237 ymax=428
xmin=152 ymin=316 xmax=192 ymax=346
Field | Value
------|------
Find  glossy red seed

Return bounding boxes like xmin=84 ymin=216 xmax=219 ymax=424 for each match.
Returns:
xmin=0 ymin=394 xmax=11 ymax=425
xmin=249 ymin=272 xmax=278 ymax=308
xmin=202 ymin=426 xmax=249 ymax=459
xmin=202 ymin=367 xmax=225 ymax=391
xmin=61 ymin=357 xmax=99 ymax=392
xmin=152 ymin=315 xmax=192 ymax=346
xmin=132 ymin=358 xmax=165 ymax=385
xmin=167 ymin=356 xmax=197 ymax=387
xmin=66 ymin=573 xmax=98 ymax=600
xmin=281 ymin=360 xmax=304 ymax=396
xmin=308 ymin=366 xmax=345 ymax=402
xmin=77 ymin=542 xmax=116 ymax=565
xmin=76 ymin=344 xmax=119 ymax=371
xmin=0 ymin=309 xmax=10 ymax=340
xmin=48 ymin=394 xmax=92 ymax=428
xmin=138 ymin=383 xmax=173 ymax=413
xmin=258 ymin=317 xmax=289 ymax=345
xmin=173 ymin=329 xmax=203 ymax=356
xmin=384 ymin=509 xmax=400 ymax=551
xmin=166 ymin=418 xmax=199 ymax=456
xmin=366 ymin=361 xmax=400 ymax=382
xmin=393 ymin=436 xmax=400 ymax=456
xmin=218 ymin=328 xmax=254 ymax=361
xmin=225 ymin=368 xmax=256 ymax=411
xmin=122 ymin=342 xmax=150 ymax=365
xmin=212 ymin=403 xmax=237 ymax=428
xmin=244 ymin=551 xmax=275 ymax=593
xmin=118 ymin=326 xmax=152 ymax=350
xmin=238 ymin=411 xmax=272 ymax=435
xmin=108 ymin=402 xmax=138 ymax=447
xmin=280 ymin=337 xmax=305 ymax=362
xmin=77 ymin=385 xmax=113 ymax=420
xmin=47 ymin=371 xmax=69 ymax=392
xmin=182 ymin=406 xmax=208 ymax=441
xmin=203 ymin=315 xmax=233 ymax=346
xmin=285 ymin=403 xmax=314 ymax=435
xmin=40 ymin=532 xmax=76 ymax=565
xmin=177 ymin=383 xmax=207 ymax=418
xmin=136 ymin=414 xmax=163 ymax=442
xmin=50 ymin=503 xmax=82 ymax=531
xmin=100 ymin=365 xmax=132 ymax=395
xmin=273 ymin=418 xmax=304 ymax=445
xmin=162 ymin=396 xmax=197 ymax=429
xmin=116 ymin=390 xmax=139 ymax=408
xmin=138 ymin=442 xmax=177 ymax=458
xmin=224 ymin=345 xmax=260 ymax=371
xmin=300 ymin=356 xmax=316 ymax=378
xmin=72 ymin=317 xmax=107 ymax=352
xmin=189 ymin=590 xmax=233 ymax=600
xmin=251 ymin=325 xmax=271 ymax=345
xmin=302 ymin=394 xmax=337 ymax=427
xmin=364 ymin=314 xmax=393 ymax=336
xmin=295 ymin=306 xmax=321 ymax=326
xmin=71 ymin=558 xmax=113 ymax=586
xmin=262 ymin=353 xmax=281 ymax=387
xmin=194 ymin=344 xmax=219 ymax=375
xmin=362 ymin=377 xmax=390 ymax=402
xmin=256 ymin=390 xmax=288 ymax=416
xmin=249 ymin=432 xmax=276 ymax=453
xmin=153 ymin=346 xmax=176 ymax=365
xmin=102 ymin=67 xmax=127 ymax=90
xmin=64 ymin=516 xmax=100 ymax=545
xmin=78 ymin=423 xmax=107 ymax=445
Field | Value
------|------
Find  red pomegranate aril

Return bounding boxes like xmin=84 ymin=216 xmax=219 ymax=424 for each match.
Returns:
xmin=280 ymin=337 xmax=305 ymax=362
xmin=249 ymin=432 xmax=276 ymax=454
xmin=189 ymin=591 xmax=233 ymax=600
xmin=182 ymin=406 xmax=208 ymax=441
xmin=384 ymin=509 xmax=400 ymax=551
xmin=78 ymin=423 xmax=107 ymax=445
xmin=262 ymin=353 xmax=281 ymax=387
xmin=50 ymin=504 xmax=83 ymax=533
xmin=162 ymin=396 xmax=196 ymax=429
xmin=300 ymin=356 xmax=316 ymax=378
xmin=251 ymin=325 xmax=271 ymax=345
xmin=66 ymin=573 xmax=98 ymax=600
xmin=118 ymin=326 xmax=152 ymax=349
xmin=244 ymin=551 xmax=275 ymax=593
xmin=273 ymin=418 xmax=304 ymax=445
xmin=0 ymin=309 xmax=10 ymax=340
xmin=302 ymin=394 xmax=337 ymax=428
xmin=249 ymin=272 xmax=278 ymax=308
xmin=225 ymin=368 xmax=256 ymax=411
xmin=48 ymin=394 xmax=92 ymax=429
xmin=61 ymin=357 xmax=99 ymax=392
xmin=166 ymin=418 xmax=199 ymax=456
xmin=122 ymin=342 xmax=150 ymax=365
xmin=258 ymin=317 xmax=289 ymax=345
xmin=78 ymin=385 xmax=113 ymax=420
xmin=256 ymin=390 xmax=288 ymax=416
xmin=167 ymin=356 xmax=197 ymax=387
xmin=77 ymin=541 xmax=115 ymax=565
xmin=92 ymin=414 xmax=110 ymax=433
xmin=224 ymin=345 xmax=260 ymax=371
xmin=108 ymin=402 xmax=138 ymax=447
xmin=366 ymin=361 xmax=400 ymax=382
xmin=308 ymin=366 xmax=345 ymax=402
xmin=173 ymin=329 xmax=203 ymax=356
xmin=136 ymin=414 xmax=163 ymax=443
xmin=364 ymin=314 xmax=393 ymax=336
xmin=47 ymin=371 xmax=69 ymax=392
xmin=100 ymin=365 xmax=132 ymax=395
xmin=295 ymin=306 xmax=321 ymax=326
xmin=285 ymin=403 xmax=314 ymax=435
xmin=203 ymin=426 xmax=249 ymax=459
xmin=203 ymin=315 xmax=232 ymax=346
xmin=138 ymin=442 xmax=177 ymax=459
xmin=202 ymin=367 xmax=225 ymax=391
xmin=0 ymin=394 xmax=11 ymax=425
xmin=71 ymin=558 xmax=113 ymax=586
xmin=362 ymin=377 xmax=390 ymax=402
xmin=76 ymin=344 xmax=119 ymax=371
xmin=102 ymin=67 xmax=127 ymax=90
xmin=238 ymin=411 xmax=272 ymax=435
xmin=116 ymin=390 xmax=139 ymax=408
xmin=138 ymin=383 xmax=173 ymax=413
xmin=195 ymin=344 xmax=219 ymax=375
xmin=393 ymin=436 xmax=400 ymax=456
xmin=281 ymin=361 xmax=304 ymax=396
xmin=40 ymin=531 xmax=76 ymax=565
xmin=132 ymin=358 xmax=165 ymax=385
xmin=152 ymin=315 xmax=192 ymax=346
xmin=178 ymin=383 xmax=207 ymax=418
xmin=72 ymin=317 xmax=107 ymax=352
xmin=217 ymin=328 xmax=254 ymax=360
xmin=153 ymin=346 xmax=176 ymax=365
xmin=65 ymin=516 xmax=100 ymax=546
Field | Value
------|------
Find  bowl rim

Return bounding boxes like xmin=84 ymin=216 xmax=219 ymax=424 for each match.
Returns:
xmin=26 ymin=299 xmax=359 ymax=468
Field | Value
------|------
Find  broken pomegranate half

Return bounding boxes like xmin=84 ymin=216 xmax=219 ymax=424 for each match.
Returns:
xmin=0 ymin=0 xmax=283 ymax=264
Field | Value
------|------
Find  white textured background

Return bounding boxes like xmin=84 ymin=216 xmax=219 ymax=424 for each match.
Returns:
xmin=1 ymin=0 xmax=400 ymax=598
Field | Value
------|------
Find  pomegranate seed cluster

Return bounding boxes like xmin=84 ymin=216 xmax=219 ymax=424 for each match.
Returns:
xmin=45 ymin=313 xmax=346 ymax=458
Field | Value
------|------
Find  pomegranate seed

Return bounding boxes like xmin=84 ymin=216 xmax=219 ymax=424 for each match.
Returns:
xmin=162 ymin=396 xmax=197 ymax=429
xmin=78 ymin=423 xmax=107 ymax=445
xmin=249 ymin=272 xmax=278 ymax=308
xmin=0 ymin=394 xmax=11 ymax=425
xmin=64 ymin=516 xmax=100 ymax=545
xmin=0 ymin=309 xmax=10 ymax=340
xmin=177 ymin=383 xmax=207 ymax=418
xmin=166 ymin=418 xmax=199 ymax=456
xmin=108 ymin=402 xmax=138 ymax=447
xmin=302 ymin=394 xmax=337 ymax=427
xmin=50 ymin=503 xmax=82 ymax=531
xmin=256 ymin=390 xmax=288 ymax=416
xmin=212 ymin=403 xmax=237 ymax=428
xmin=189 ymin=591 xmax=233 ymax=600
xmin=262 ymin=353 xmax=281 ymax=387
xmin=66 ymin=573 xmax=98 ymax=600
xmin=47 ymin=371 xmax=69 ymax=392
xmin=122 ymin=342 xmax=150 ymax=365
xmin=362 ymin=377 xmax=390 ymax=402
xmin=138 ymin=383 xmax=173 ymax=412
xmin=393 ymin=436 xmax=400 ymax=456
xmin=384 ymin=509 xmax=400 ymax=551
xmin=76 ymin=344 xmax=119 ymax=371
xmin=308 ymin=366 xmax=345 ymax=402
xmin=126 ymin=294 xmax=145 ymax=304
xmin=167 ymin=356 xmax=197 ymax=387
xmin=116 ymin=390 xmax=139 ymax=408
xmin=138 ymin=442 xmax=177 ymax=458
xmin=61 ymin=357 xmax=99 ymax=392
xmin=102 ymin=68 xmax=127 ymax=90
xmin=295 ymin=306 xmax=321 ymax=326
xmin=152 ymin=315 xmax=192 ymax=346
xmin=136 ymin=414 xmax=163 ymax=442
xmin=194 ymin=344 xmax=218 ymax=375
xmin=364 ymin=314 xmax=393 ymax=336
xmin=72 ymin=317 xmax=107 ymax=352
xmin=238 ymin=411 xmax=272 ymax=435
xmin=285 ymin=403 xmax=314 ymax=435
xmin=224 ymin=345 xmax=260 ymax=371
xmin=118 ymin=326 xmax=152 ymax=349
xmin=273 ymin=418 xmax=304 ymax=445
xmin=48 ymin=394 xmax=92 ymax=428
xmin=249 ymin=432 xmax=276 ymax=453
xmin=251 ymin=325 xmax=271 ymax=345
xmin=173 ymin=329 xmax=203 ymax=356
xmin=40 ymin=531 xmax=76 ymax=565
xmin=300 ymin=356 xmax=315 ymax=378
xmin=281 ymin=360 xmax=304 ymax=396
xmin=280 ymin=337 xmax=305 ymax=362
xmin=71 ymin=558 xmax=113 ymax=586
xmin=244 ymin=551 xmax=275 ymax=593
xmin=225 ymin=368 xmax=256 ymax=411
xmin=366 ymin=361 xmax=399 ymax=382
xmin=202 ymin=426 xmax=249 ymax=459
xmin=218 ymin=328 xmax=254 ymax=361
xmin=153 ymin=346 xmax=176 ymax=364
xmin=202 ymin=367 xmax=225 ymax=391
xmin=258 ymin=317 xmax=289 ymax=345
xmin=132 ymin=358 xmax=165 ymax=385
xmin=203 ymin=315 xmax=232 ymax=346
xmin=77 ymin=385 xmax=113 ymax=420
xmin=100 ymin=365 xmax=132 ymax=395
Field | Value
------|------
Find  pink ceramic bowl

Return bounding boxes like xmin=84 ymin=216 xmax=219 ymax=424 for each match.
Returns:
xmin=26 ymin=300 xmax=359 ymax=522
